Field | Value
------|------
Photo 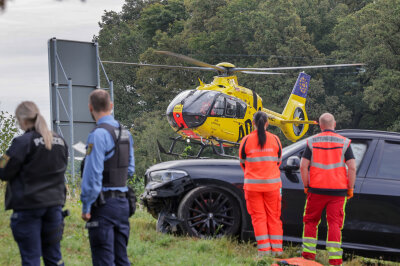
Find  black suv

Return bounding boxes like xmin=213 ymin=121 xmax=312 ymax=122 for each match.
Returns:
xmin=141 ymin=129 xmax=400 ymax=255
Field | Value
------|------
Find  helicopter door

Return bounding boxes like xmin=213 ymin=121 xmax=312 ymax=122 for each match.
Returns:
xmin=209 ymin=96 xmax=238 ymax=141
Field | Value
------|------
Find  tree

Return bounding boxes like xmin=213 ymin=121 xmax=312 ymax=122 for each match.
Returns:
xmin=0 ymin=111 xmax=18 ymax=154
xmin=96 ymin=0 xmax=399 ymax=174
xmin=332 ymin=0 xmax=400 ymax=131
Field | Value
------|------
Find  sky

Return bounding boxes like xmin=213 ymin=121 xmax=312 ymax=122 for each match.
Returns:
xmin=0 ymin=0 xmax=125 ymax=122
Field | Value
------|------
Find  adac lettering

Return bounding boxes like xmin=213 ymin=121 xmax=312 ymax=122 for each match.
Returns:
xmin=237 ymin=119 xmax=253 ymax=142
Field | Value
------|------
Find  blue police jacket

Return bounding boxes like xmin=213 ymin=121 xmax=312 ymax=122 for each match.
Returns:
xmin=81 ymin=115 xmax=135 ymax=213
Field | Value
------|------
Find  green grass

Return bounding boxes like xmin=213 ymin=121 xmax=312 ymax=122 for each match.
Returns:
xmin=0 ymin=185 xmax=397 ymax=265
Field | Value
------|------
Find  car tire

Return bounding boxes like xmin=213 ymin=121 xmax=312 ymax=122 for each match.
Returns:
xmin=178 ymin=186 xmax=240 ymax=238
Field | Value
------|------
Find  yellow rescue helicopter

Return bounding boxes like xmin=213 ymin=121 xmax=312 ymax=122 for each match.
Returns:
xmin=103 ymin=51 xmax=363 ymax=157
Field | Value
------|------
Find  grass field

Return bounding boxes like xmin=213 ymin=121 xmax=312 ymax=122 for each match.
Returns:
xmin=0 ymin=186 xmax=396 ymax=265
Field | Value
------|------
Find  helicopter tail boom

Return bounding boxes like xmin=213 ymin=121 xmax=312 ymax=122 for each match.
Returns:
xmin=266 ymin=72 xmax=315 ymax=142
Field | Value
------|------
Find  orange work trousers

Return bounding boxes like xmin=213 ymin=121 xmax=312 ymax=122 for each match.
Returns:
xmin=245 ymin=189 xmax=283 ymax=254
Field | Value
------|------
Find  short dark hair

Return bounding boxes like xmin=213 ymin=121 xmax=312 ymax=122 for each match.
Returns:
xmin=89 ymin=89 xmax=111 ymax=112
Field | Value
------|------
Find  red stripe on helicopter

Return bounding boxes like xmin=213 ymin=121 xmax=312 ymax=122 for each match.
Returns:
xmin=181 ymin=130 xmax=199 ymax=139
xmin=173 ymin=111 xmax=189 ymax=129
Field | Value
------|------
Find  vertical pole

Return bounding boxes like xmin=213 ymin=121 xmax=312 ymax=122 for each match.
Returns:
xmin=110 ymin=80 xmax=114 ymax=115
xmin=48 ymin=40 xmax=54 ymax=131
xmin=68 ymin=78 xmax=75 ymax=184
xmin=53 ymin=39 xmax=61 ymax=136
xmin=95 ymin=42 xmax=100 ymax=89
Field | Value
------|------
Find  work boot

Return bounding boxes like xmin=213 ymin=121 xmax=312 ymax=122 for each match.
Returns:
xmin=272 ymin=251 xmax=283 ymax=257
xmin=257 ymin=250 xmax=271 ymax=258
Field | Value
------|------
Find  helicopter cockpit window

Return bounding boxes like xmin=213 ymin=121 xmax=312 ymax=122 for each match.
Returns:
xmin=210 ymin=96 xmax=225 ymax=117
xmin=182 ymin=90 xmax=219 ymax=115
xmin=225 ymin=98 xmax=236 ymax=117
xmin=166 ymin=90 xmax=193 ymax=115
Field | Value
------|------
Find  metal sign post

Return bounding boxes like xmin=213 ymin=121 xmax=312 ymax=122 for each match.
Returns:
xmin=48 ymin=38 xmax=113 ymax=184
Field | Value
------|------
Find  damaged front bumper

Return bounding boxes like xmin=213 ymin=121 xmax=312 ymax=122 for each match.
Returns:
xmin=140 ymin=175 xmax=194 ymax=231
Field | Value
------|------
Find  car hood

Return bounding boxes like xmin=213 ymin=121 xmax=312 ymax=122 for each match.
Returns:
xmin=146 ymin=159 xmax=240 ymax=174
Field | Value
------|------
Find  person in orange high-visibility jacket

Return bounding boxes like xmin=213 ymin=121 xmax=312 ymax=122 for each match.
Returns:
xmin=300 ymin=113 xmax=356 ymax=266
xmin=239 ymin=111 xmax=283 ymax=257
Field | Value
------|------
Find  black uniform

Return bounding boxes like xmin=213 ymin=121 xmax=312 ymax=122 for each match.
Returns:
xmin=0 ymin=129 xmax=68 ymax=266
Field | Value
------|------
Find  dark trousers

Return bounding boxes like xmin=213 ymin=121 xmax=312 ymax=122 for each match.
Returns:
xmin=87 ymin=197 xmax=130 ymax=266
xmin=10 ymin=206 xmax=64 ymax=266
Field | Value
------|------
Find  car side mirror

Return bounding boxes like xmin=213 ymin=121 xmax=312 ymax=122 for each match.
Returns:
xmin=284 ymin=156 xmax=300 ymax=171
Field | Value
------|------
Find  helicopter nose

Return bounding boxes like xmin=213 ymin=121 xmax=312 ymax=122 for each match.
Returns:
xmin=168 ymin=104 xmax=189 ymax=129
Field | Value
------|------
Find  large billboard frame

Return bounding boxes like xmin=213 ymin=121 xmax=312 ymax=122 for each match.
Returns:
xmin=48 ymin=38 xmax=114 ymax=183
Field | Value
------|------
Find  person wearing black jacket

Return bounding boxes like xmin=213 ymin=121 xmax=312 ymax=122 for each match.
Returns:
xmin=0 ymin=101 xmax=68 ymax=266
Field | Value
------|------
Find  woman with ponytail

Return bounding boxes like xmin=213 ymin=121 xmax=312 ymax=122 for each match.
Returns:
xmin=239 ymin=111 xmax=284 ymax=257
xmin=0 ymin=101 xmax=68 ymax=265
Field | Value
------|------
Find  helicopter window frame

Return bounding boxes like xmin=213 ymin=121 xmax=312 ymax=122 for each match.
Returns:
xmin=210 ymin=95 xmax=225 ymax=117
xmin=225 ymin=98 xmax=237 ymax=118
xmin=208 ymin=94 xmax=247 ymax=119
xmin=236 ymin=101 xmax=247 ymax=119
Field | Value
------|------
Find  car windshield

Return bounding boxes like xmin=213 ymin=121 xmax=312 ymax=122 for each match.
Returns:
xmin=282 ymin=137 xmax=308 ymax=156
xmin=182 ymin=90 xmax=220 ymax=115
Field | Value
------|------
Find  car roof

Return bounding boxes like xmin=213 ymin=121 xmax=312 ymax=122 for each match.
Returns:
xmin=337 ymin=129 xmax=400 ymax=140
xmin=146 ymin=129 xmax=400 ymax=172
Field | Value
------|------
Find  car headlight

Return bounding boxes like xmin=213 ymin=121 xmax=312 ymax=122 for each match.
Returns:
xmin=148 ymin=169 xmax=188 ymax=183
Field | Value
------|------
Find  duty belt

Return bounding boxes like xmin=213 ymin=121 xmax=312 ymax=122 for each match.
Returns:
xmin=103 ymin=190 xmax=127 ymax=199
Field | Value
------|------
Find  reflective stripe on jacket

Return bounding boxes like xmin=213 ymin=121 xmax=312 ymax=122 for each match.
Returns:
xmin=308 ymin=131 xmax=350 ymax=190
xmin=239 ymin=130 xmax=282 ymax=192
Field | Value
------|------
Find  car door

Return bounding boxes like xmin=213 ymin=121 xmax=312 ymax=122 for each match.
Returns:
xmin=355 ymin=139 xmax=400 ymax=252
xmin=340 ymin=138 xmax=377 ymax=246
xmin=280 ymin=136 xmax=375 ymax=245
xmin=280 ymin=139 xmax=309 ymax=240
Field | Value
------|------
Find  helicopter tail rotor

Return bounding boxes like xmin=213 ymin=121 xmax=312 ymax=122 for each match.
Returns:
xmin=264 ymin=72 xmax=317 ymax=142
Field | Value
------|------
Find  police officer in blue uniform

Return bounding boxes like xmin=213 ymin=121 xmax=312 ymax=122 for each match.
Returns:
xmin=81 ymin=89 xmax=135 ymax=266
xmin=0 ymin=101 xmax=68 ymax=266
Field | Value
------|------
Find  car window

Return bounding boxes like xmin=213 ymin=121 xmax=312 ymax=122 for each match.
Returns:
xmin=282 ymin=138 xmax=369 ymax=171
xmin=350 ymin=141 xmax=368 ymax=171
xmin=376 ymin=141 xmax=400 ymax=179
xmin=282 ymin=138 xmax=308 ymax=156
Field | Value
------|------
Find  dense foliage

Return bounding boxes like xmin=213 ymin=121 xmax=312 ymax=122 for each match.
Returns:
xmin=0 ymin=111 xmax=18 ymax=154
xmin=96 ymin=0 xmax=400 ymax=177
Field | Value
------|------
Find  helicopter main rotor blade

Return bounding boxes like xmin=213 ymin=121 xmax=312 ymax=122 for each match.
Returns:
xmin=233 ymin=63 xmax=364 ymax=72
xmin=101 ymin=61 xmax=216 ymax=72
xmin=239 ymin=71 xmax=286 ymax=75
xmin=280 ymin=120 xmax=318 ymax=124
xmin=156 ymin=50 xmax=225 ymax=72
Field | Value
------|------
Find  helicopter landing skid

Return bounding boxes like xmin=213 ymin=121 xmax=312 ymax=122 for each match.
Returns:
xmin=210 ymin=138 xmax=239 ymax=159
xmin=157 ymin=136 xmax=239 ymax=159
xmin=157 ymin=136 xmax=209 ymax=159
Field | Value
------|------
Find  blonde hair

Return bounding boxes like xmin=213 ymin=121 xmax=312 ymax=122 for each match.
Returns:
xmin=15 ymin=101 xmax=53 ymax=150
